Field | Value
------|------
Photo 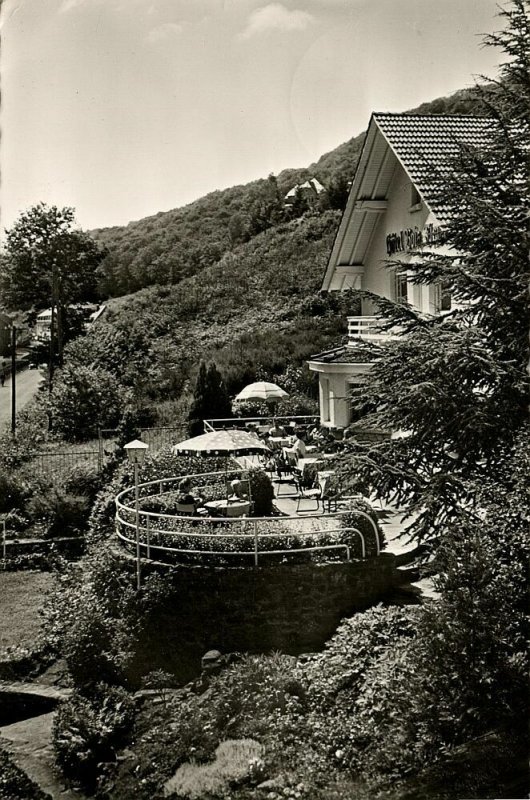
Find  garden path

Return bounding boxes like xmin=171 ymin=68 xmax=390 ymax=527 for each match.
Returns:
xmin=0 ymin=710 xmax=83 ymax=800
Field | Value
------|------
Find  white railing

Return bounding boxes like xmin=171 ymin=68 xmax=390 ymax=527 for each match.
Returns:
xmin=115 ymin=472 xmax=380 ymax=566
xmin=347 ymin=316 xmax=397 ymax=344
xmin=204 ymin=415 xmax=319 ymax=433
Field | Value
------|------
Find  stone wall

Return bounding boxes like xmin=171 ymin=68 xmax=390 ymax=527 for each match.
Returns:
xmin=116 ymin=552 xmax=402 ymax=684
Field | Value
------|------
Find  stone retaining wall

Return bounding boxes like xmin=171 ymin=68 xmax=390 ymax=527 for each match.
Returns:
xmin=115 ymin=551 xmax=402 ymax=683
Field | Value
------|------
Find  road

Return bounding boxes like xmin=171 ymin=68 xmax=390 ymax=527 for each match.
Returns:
xmin=0 ymin=368 xmax=44 ymax=430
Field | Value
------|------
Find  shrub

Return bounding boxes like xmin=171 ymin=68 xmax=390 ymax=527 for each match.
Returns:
xmin=26 ymin=488 xmax=90 ymax=537
xmin=0 ymin=473 xmax=26 ymax=513
xmin=52 ymin=682 xmax=136 ymax=791
xmin=47 ymin=363 xmax=127 ymax=442
xmin=247 ymin=468 xmax=274 ymax=516
xmin=64 ymin=463 xmax=103 ymax=503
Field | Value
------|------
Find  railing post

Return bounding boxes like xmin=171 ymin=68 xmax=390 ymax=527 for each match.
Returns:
xmin=2 ymin=519 xmax=6 ymax=568
xmin=146 ymin=516 xmax=151 ymax=559
xmin=253 ymin=520 xmax=259 ymax=566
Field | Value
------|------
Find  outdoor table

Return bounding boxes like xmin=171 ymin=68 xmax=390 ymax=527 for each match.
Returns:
xmin=204 ymin=499 xmax=251 ymax=518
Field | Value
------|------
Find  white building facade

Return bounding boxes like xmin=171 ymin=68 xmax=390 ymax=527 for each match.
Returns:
xmin=308 ymin=113 xmax=493 ymax=430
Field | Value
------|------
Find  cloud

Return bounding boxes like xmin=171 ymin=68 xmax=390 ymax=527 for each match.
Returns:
xmin=239 ymin=3 xmax=314 ymax=40
xmin=147 ymin=21 xmax=184 ymax=43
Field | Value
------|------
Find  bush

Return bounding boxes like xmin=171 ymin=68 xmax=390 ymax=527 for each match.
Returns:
xmin=64 ymin=463 xmax=104 ymax=503
xmin=52 ymin=682 xmax=136 ymax=791
xmin=247 ymin=468 xmax=274 ymax=516
xmin=47 ymin=363 xmax=127 ymax=442
xmin=0 ymin=473 xmax=26 ymax=513
xmin=26 ymin=487 xmax=90 ymax=537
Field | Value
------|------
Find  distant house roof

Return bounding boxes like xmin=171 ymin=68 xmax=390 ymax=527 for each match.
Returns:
xmin=322 ymin=113 xmax=495 ymax=290
xmin=374 ymin=113 xmax=494 ymax=222
xmin=285 ymin=177 xmax=325 ymax=201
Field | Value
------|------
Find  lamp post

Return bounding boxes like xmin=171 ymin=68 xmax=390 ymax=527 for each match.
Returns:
xmin=124 ymin=439 xmax=149 ymax=590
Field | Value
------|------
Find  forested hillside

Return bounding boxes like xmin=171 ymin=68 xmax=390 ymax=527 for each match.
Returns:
xmin=56 ymin=211 xmax=355 ymax=434
xmin=92 ymin=87 xmax=484 ymax=298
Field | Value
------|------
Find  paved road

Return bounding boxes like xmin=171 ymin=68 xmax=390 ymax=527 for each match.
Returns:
xmin=0 ymin=368 xmax=44 ymax=430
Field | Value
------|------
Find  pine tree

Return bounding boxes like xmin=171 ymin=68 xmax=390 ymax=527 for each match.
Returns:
xmin=187 ymin=362 xmax=232 ymax=436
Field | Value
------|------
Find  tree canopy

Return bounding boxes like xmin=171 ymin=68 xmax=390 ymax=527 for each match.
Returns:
xmin=0 ymin=203 xmax=106 ymax=370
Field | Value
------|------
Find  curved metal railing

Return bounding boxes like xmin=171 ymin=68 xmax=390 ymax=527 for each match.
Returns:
xmin=115 ymin=471 xmax=380 ymax=566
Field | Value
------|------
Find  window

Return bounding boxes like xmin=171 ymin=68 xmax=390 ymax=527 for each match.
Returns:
xmin=434 ymin=280 xmax=452 ymax=312
xmin=394 ymin=271 xmax=408 ymax=304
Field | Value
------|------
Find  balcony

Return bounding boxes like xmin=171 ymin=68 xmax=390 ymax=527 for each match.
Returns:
xmin=347 ymin=316 xmax=398 ymax=344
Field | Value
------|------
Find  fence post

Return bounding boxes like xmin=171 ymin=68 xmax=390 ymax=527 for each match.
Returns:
xmin=2 ymin=519 xmax=6 ymax=568
xmin=98 ymin=427 xmax=103 ymax=473
xmin=253 ymin=520 xmax=259 ymax=566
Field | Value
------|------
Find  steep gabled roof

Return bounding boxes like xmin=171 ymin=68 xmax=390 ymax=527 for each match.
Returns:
xmin=322 ymin=113 xmax=495 ymax=291
xmin=374 ymin=113 xmax=494 ymax=222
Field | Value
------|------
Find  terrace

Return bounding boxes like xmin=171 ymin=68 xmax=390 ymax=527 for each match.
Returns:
xmin=115 ymin=418 xmax=382 ymax=570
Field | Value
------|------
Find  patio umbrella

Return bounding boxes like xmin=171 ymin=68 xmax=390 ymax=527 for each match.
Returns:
xmin=172 ymin=429 xmax=270 ymax=456
xmin=234 ymin=381 xmax=288 ymax=403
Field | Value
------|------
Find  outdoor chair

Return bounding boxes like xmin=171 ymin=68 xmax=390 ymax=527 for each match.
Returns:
xmin=294 ymin=473 xmax=322 ymax=513
xmin=175 ymin=502 xmax=208 ymax=517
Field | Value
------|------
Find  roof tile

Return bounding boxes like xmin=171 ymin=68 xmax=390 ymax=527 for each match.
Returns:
xmin=373 ymin=113 xmax=495 ymax=221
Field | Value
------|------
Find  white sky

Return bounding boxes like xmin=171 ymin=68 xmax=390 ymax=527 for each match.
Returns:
xmin=0 ymin=0 xmax=503 ymax=232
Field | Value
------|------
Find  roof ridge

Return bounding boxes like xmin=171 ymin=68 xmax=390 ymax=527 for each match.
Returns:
xmin=373 ymin=112 xmax=489 ymax=121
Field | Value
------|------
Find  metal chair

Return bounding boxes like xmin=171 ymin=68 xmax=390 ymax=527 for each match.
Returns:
xmin=294 ymin=473 xmax=322 ymax=512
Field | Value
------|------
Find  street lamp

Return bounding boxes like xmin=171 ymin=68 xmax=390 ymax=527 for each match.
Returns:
xmin=124 ymin=439 xmax=149 ymax=590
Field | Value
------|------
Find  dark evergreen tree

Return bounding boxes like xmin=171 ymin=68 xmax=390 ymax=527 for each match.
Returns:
xmin=326 ymin=173 xmax=350 ymax=210
xmin=187 ymin=361 xmax=232 ymax=436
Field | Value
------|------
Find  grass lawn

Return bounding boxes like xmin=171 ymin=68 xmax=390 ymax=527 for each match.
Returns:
xmin=0 ymin=571 xmax=53 ymax=657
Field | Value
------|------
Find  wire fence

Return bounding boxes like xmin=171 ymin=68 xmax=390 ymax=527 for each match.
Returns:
xmin=25 ymin=426 xmax=188 ymax=481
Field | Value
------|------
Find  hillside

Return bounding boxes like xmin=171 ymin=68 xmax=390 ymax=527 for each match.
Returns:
xmin=91 ymin=210 xmax=354 ymax=420
xmin=92 ymin=87 xmax=484 ymax=299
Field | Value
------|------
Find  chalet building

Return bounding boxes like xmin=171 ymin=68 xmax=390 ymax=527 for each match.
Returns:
xmin=284 ymin=177 xmax=325 ymax=206
xmin=33 ymin=303 xmax=106 ymax=342
xmin=308 ymin=113 xmax=493 ymax=429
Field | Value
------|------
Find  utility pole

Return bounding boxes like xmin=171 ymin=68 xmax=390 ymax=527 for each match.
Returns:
xmin=10 ymin=326 xmax=16 ymax=436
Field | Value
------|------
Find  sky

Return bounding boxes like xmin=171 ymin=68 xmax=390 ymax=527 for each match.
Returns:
xmin=0 ymin=0 xmax=504 ymax=232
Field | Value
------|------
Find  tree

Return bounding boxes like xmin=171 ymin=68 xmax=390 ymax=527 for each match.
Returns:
xmin=247 ymin=174 xmax=285 ymax=237
xmin=187 ymin=361 xmax=232 ymax=436
xmin=0 ymin=204 xmax=106 ymax=378
xmin=326 ymin=173 xmax=350 ymax=211
xmin=48 ymin=363 xmax=126 ymax=441
xmin=340 ymin=0 xmax=529 ymax=545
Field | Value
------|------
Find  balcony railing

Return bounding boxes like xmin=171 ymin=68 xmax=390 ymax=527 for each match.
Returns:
xmin=347 ymin=316 xmax=397 ymax=344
